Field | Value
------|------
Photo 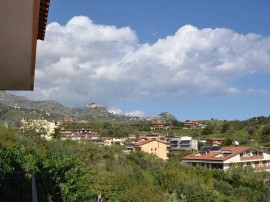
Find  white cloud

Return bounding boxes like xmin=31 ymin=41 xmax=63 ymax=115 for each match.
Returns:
xmin=108 ymin=108 xmax=145 ymax=117
xmin=18 ymin=16 xmax=270 ymax=108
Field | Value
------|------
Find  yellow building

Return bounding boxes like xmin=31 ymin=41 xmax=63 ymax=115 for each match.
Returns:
xmin=133 ymin=139 xmax=169 ymax=160
xmin=20 ymin=119 xmax=58 ymax=140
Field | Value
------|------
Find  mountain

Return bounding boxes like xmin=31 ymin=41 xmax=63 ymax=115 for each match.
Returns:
xmin=146 ymin=112 xmax=177 ymax=122
xmin=0 ymin=91 xmax=75 ymax=116
xmin=0 ymin=91 xmax=177 ymax=126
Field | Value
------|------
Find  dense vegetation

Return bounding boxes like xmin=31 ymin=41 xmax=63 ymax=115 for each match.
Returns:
xmin=1 ymin=121 xmax=270 ymax=202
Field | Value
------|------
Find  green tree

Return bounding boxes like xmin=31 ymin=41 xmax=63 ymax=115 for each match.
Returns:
xmin=201 ymin=124 xmax=215 ymax=136
xmin=52 ymin=128 xmax=61 ymax=140
xmin=260 ymin=124 xmax=270 ymax=142
xmin=221 ymin=121 xmax=230 ymax=133
xmin=248 ymin=126 xmax=260 ymax=139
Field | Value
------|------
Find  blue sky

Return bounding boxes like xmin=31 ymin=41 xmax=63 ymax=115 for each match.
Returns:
xmin=12 ymin=0 xmax=270 ymax=121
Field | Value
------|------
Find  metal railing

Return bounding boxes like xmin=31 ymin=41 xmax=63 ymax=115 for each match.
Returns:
xmin=240 ymin=155 xmax=263 ymax=160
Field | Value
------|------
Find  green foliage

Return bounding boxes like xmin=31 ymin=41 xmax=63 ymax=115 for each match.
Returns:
xmin=221 ymin=121 xmax=231 ymax=133
xmin=1 ymin=123 xmax=270 ymax=201
xmin=248 ymin=126 xmax=260 ymax=139
xmin=201 ymin=124 xmax=215 ymax=136
xmin=260 ymin=124 xmax=270 ymax=142
xmin=171 ymin=119 xmax=184 ymax=128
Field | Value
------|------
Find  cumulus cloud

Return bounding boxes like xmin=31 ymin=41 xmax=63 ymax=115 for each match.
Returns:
xmin=108 ymin=108 xmax=145 ymax=118
xmin=21 ymin=16 xmax=270 ymax=108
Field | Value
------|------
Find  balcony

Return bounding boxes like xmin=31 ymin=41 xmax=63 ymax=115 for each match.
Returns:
xmin=240 ymin=155 xmax=263 ymax=161
xmin=255 ymin=166 xmax=270 ymax=172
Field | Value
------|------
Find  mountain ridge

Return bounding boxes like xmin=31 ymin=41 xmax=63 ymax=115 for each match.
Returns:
xmin=0 ymin=92 xmax=177 ymax=126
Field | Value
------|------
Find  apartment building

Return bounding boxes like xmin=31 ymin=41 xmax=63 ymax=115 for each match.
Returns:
xmin=167 ymin=136 xmax=198 ymax=152
xmin=182 ymin=146 xmax=270 ymax=172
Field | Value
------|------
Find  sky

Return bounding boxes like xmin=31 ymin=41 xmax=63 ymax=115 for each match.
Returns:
xmin=11 ymin=0 xmax=270 ymax=121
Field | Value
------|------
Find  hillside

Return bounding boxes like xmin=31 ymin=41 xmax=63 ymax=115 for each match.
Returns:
xmin=0 ymin=92 xmax=177 ymax=126
xmin=1 ymin=124 xmax=270 ymax=201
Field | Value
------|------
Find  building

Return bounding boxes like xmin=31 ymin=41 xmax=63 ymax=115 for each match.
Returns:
xmin=132 ymin=139 xmax=169 ymax=160
xmin=151 ymin=121 xmax=172 ymax=130
xmin=184 ymin=121 xmax=199 ymax=128
xmin=20 ymin=119 xmax=57 ymax=140
xmin=0 ymin=0 xmax=50 ymax=90
xmin=167 ymin=136 xmax=198 ymax=152
xmin=182 ymin=146 xmax=270 ymax=172
xmin=127 ymin=134 xmax=136 ymax=140
xmin=179 ymin=136 xmax=198 ymax=151
xmin=60 ymin=128 xmax=100 ymax=141
xmin=151 ymin=121 xmax=164 ymax=129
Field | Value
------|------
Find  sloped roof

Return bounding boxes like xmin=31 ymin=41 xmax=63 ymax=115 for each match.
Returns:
xmin=182 ymin=146 xmax=261 ymax=162
xmin=133 ymin=139 xmax=168 ymax=147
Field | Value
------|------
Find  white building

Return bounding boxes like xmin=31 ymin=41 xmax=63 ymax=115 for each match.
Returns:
xmin=167 ymin=136 xmax=198 ymax=151
xmin=182 ymin=146 xmax=270 ymax=172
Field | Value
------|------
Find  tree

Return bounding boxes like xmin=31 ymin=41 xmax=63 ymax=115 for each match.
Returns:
xmin=260 ymin=124 xmax=270 ymax=142
xmin=201 ymin=124 xmax=215 ymax=136
xmin=248 ymin=126 xmax=260 ymax=139
xmin=221 ymin=121 xmax=230 ymax=133
xmin=52 ymin=128 xmax=61 ymax=140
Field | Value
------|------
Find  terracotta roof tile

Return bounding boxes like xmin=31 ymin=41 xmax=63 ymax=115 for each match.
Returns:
xmin=133 ymin=139 xmax=168 ymax=147
xmin=182 ymin=146 xmax=260 ymax=161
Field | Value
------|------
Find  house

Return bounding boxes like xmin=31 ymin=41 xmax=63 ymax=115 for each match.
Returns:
xmin=132 ymin=139 xmax=169 ymax=160
xmin=20 ymin=119 xmax=57 ymax=140
xmin=127 ymin=134 xmax=136 ymax=140
xmin=182 ymin=146 xmax=270 ymax=172
xmin=167 ymin=136 xmax=198 ymax=152
xmin=59 ymin=129 xmax=73 ymax=136
xmin=60 ymin=129 xmax=100 ymax=141
xmin=179 ymin=136 xmax=198 ymax=151
xmin=138 ymin=133 xmax=165 ymax=142
xmin=102 ymin=138 xmax=125 ymax=146
xmin=151 ymin=121 xmax=173 ymax=130
xmin=151 ymin=121 xmax=164 ymax=130
xmin=0 ymin=0 xmax=50 ymax=90
xmin=184 ymin=121 xmax=199 ymax=128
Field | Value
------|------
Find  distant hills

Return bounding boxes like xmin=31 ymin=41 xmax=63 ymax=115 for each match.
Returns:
xmin=0 ymin=91 xmax=177 ymax=126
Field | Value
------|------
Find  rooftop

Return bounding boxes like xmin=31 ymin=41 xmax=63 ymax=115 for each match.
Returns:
xmin=183 ymin=146 xmax=260 ymax=161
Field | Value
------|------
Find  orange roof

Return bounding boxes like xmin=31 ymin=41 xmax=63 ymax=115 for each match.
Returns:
xmin=183 ymin=146 xmax=261 ymax=162
xmin=133 ymin=139 xmax=168 ymax=147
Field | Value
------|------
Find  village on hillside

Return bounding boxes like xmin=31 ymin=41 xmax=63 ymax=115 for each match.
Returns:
xmin=19 ymin=118 xmax=270 ymax=172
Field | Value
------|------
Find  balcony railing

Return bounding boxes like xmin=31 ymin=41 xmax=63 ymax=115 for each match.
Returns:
xmin=240 ymin=155 xmax=263 ymax=161
xmin=255 ymin=166 xmax=270 ymax=172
